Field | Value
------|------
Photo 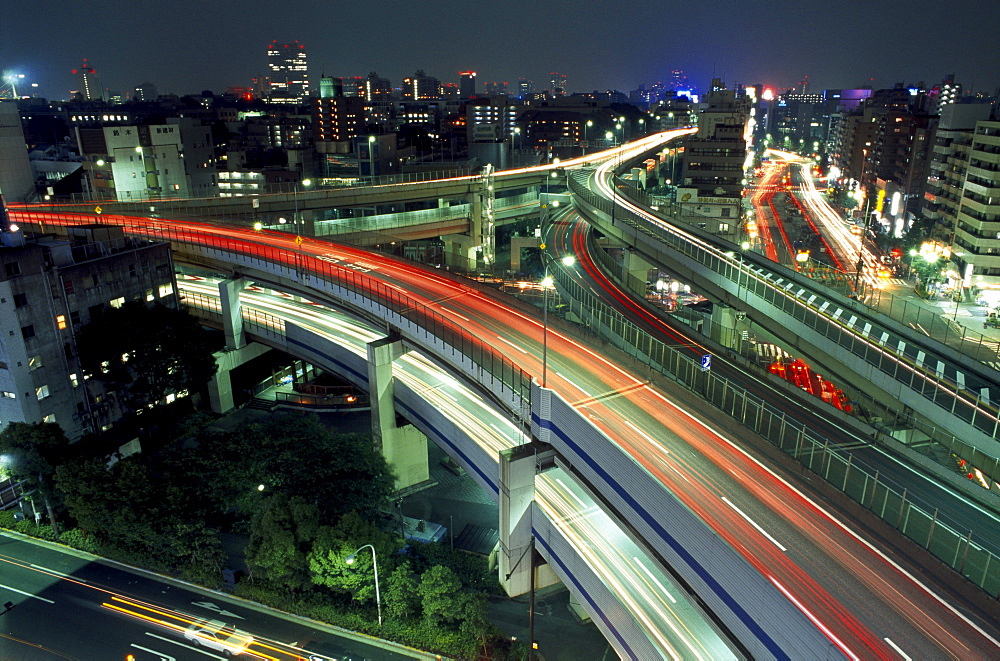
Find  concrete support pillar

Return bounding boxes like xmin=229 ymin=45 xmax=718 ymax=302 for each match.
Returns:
xmin=208 ymin=368 xmax=234 ymax=414
xmin=207 ymin=342 xmax=272 ymax=414
xmin=509 ymin=236 xmax=542 ymax=271
xmin=470 ymin=191 xmax=484 ymax=246
xmin=622 ymin=249 xmax=653 ymax=298
xmin=367 ymin=335 xmax=429 ymax=490
xmin=712 ymin=305 xmax=739 ymax=349
xmin=219 ymin=277 xmax=247 ymax=350
xmin=441 ymin=233 xmax=477 ymax=270
xmin=499 ymin=442 xmax=559 ymax=597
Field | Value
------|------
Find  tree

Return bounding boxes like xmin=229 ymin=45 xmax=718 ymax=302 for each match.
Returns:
xmin=196 ymin=415 xmax=394 ymax=523
xmin=0 ymin=422 xmax=71 ymax=534
xmin=384 ymin=561 xmax=420 ymax=620
xmin=308 ymin=512 xmax=398 ymax=603
xmin=76 ymin=301 xmax=220 ymax=415
xmin=55 ymin=455 xmax=224 ymax=574
xmin=418 ymin=565 xmax=462 ymax=626
xmin=245 ymin=494 xmax=320 ymax=590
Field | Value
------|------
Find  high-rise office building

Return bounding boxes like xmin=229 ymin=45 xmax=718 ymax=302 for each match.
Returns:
xmin=459 ymin=71 xmax=477 ymax=98
xmin=402 ymin=70 xmax=441 ymax=100
xmin=72 ymin=59 xmax=105 ymax=102
xmin=266 ymin=40 xmax=310 ymax=101
xmin=517 ymin=79 xmax=533 ymax=98
xmin=133 ymin=82 xmax=158 ymax=102
xmin=549 ymin=72 xmax=567 ymax=96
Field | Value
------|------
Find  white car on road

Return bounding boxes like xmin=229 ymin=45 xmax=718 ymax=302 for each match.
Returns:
xmin=184 ymin=618 xmax=254 ymax=656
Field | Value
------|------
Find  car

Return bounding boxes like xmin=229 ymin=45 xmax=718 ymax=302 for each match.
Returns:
xmin=183 ymin=618 xmax=253 ymax=656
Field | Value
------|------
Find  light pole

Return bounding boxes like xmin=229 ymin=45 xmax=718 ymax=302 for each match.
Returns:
xmin=346 ymin=544 xmax=381 ymax=627
xmin=367 ymin=136 xmax=376 ymax=180
xmin=614 ymin=123 xmax=622 ymax=146
xmin=294 ymin=178 xmax=312 ymax=237
xmin=583 ymin=120 xmax=593 ymax=155
xmin=540 ymin=247 xmax=575 ymax=389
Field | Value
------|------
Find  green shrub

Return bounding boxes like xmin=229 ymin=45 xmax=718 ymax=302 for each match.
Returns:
xmin=59 ymin=528 xmax=101 ymax=554
xmin=0 ymin=510 xmax=16 ymax=529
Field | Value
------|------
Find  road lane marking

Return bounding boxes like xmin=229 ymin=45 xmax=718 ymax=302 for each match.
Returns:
xmin=624 ymin=420 xmax=668 ymax=452
xmin=130 ymin=643 xmax=176 ymax=660
xmin=883 ymin=638 xmax=912 ymax=660
xmin=145 ymin=632 xmax=224 ymax=659
xmin=720 ymin=497 xmax=787 ymax=552
xmin=556 ymin=478 xmax=588 ymax=509
xmin=0 ymin=583 xmax=54 ymax=603
xmin=633 ymin=557 xmax=676 ymax=604
xmin=496 ymin=335 xmax=527 ymax=353
xmin=30 ymin=565 xmax=86 ymax=582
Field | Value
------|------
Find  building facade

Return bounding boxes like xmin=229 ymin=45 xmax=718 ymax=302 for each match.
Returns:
xmin=0 ymin=224 xmax=178 ymax=439
xmin=267 ymin=41 xmax=310 ymax=101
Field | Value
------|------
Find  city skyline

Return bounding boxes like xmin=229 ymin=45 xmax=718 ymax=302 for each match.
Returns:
xmin=2 ymin=0 xmax=999 ymax=101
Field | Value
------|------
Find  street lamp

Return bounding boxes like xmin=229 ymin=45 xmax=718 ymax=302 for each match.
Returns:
xmin=614 ymin=123 xmax=622 ymax=146
xmin=540 ymin=245 xmax=575 ymax=388
xmin=367 ymin=136 xmax=376 ymax=179
xmin=345 ymin=544 xmax=382 ymax=626
xmin=294 ymin=178 xmax=312 ymax=237
xmin=583 ymin=120 xmax=593 ymax=155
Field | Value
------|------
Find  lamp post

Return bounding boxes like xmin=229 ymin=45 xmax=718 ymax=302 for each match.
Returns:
xmin=346 ymin=544 xmax=382 ymax=627
xmin=539 ymin=224 xmax=575 ymax=388
xmin=614 ymin=123 xmax=622 ymax=146
xmin=367 ymin=135 xmax=377 ymax=180
xmin=583 ymin=120 xmax=593 ymax=155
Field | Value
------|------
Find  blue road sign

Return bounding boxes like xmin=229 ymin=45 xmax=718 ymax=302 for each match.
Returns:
xmin=701 ymin=354 xmax=712 ymax=371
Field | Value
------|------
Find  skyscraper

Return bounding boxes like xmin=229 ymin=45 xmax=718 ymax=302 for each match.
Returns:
xmin=72 ymin=59 xmax=105 ymax=101
xmin=517 ymin=79 xmax=533 ymax=98
xmin=459 ymin=71 xmax=477 ymax=98
xmin=549 ymin=72 xmax=567 ymax=96
xmin=266 ymin=40 xmax=310 ymax=101
xmin=402 ymin=70 xmax=441 ymax=100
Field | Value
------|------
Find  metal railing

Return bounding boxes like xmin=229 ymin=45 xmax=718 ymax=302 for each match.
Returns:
xmin=570 ymin=171 xmax=1000 ymax=442
xmin=59 ymin=211 xmax=534 ymax=433
xmin=550 ymin=232 xmax=1000 ymax=597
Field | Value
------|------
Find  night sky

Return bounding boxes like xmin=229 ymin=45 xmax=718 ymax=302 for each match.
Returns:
xmin=3 ymin=0 xmax=999 ymax=100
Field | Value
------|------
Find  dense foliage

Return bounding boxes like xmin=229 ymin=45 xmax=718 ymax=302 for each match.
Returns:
xmin=76 ymin=301 xmax=220 ymax=415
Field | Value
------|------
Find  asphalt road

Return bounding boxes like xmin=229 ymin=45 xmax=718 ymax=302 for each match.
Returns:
xmin=0 ymin=532 xmax=423 ymax=661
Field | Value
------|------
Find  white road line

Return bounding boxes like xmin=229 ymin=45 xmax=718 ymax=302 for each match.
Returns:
xmin=556 ymin=478 xmax=589 ymax=509
xmin=624 ymin=420 xmax=667 ymax=452
xmin=883 ymin=637 xmax=912 ymax=660
xmin=0 ymin=583 xmax=54 ymax=603
xmin=720 ymin=497 xmax=787 ymax=552
xmin=145 ymin=632 xmax=224 ymax=659
xmin=633 ymin=557 xmax=676 ymax=604
xmin=496 ymin=335 xmax=528 ymax=353
xmin=130 ymin=643 xmax=176 ymax=661
xmin=441 ymin=307 xmax=469 ymax=321
xmin=30 ymin=564 xmax=86 ymax=582
xmin=556 ymin=372 xmax=592 ymax=397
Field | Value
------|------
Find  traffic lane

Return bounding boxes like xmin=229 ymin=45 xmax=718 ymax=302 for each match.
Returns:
xmin=560 ymin=216 xmax=1000 ymax=552
xmin=0 ymin=533 xmax=414 ymax=660
xmin=592 ymin=381 xmax=999 ymax=659
xmin=37 ymin=215 xmax=992 ymax=648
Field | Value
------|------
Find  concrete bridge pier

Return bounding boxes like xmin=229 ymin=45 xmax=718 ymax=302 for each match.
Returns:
xmin=367 ymin=335 xmax=430 ymax=490
xmin=441 ymin=232 xmax=478 ymax=271
xmin=207 ymin=277 xmax=272 ymax=413
xmin=499 ymin=442 xmax=560 ymax=598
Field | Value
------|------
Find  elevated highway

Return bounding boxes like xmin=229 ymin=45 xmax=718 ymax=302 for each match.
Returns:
xmin=572 ymin=157 xmax=1000 ymax=488
xmin=12 ymin=209 xmax=999 ymax=659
